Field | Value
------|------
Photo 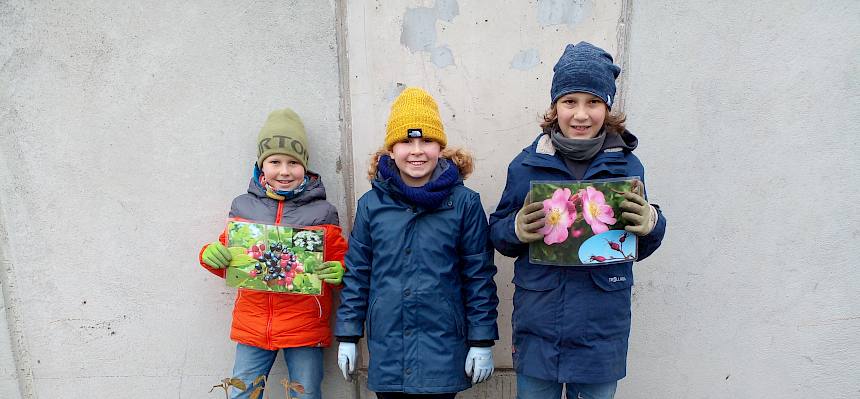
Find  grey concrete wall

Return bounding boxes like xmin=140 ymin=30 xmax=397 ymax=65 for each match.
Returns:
xmin=0 ymin=289 xmax=24 ymax=399
xmin=0 ymin=1 xmax=351 ymax=398
xmin=621 ymin=1 xmax=860 ymax=398
xmin=2 ymin=0 xmax=859 ymax=398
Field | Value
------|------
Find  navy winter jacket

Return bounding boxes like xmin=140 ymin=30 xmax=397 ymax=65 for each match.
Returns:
xmin=335 ymin=165 xmax=500 ymax=393
xmin=489 ymin=132 xmax=666 ymax=384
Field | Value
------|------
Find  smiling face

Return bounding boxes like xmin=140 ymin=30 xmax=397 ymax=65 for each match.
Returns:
xmin=260 ymin=153 xmax=306 ymax=191
xmin=555 ymin=92 xmax=608 ymax=139
xmin=390 ymin=137 xmax=442 ymax=187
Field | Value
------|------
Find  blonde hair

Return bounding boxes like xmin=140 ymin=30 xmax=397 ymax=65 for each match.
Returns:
xmin=366 ymin=147 xmax=474 ymax=181
xmin=540 ymin=103 xmax=626 ymax=134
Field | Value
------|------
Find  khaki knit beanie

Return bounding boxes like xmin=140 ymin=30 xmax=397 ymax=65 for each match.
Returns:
xmin=256 ymin=108 xmax=309 ymax=168
xmin=384 ymin=87 xmax=447 ymax=150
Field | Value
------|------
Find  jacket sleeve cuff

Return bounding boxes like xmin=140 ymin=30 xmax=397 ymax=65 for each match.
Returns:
xmin=494 ymin=215 xmax=528 ymax=257
xmin=199 ymin=244 xmax=226 ymax=278
xmin=337 ymin=336 xmax=361 ymax=343
xmin=468 ymin=340 xmax=495 ymax=347
xmin=637 ymin=206 xmax=666 ymax=260
xmin=647 ymin=204 xmax=659 ymax=232
xmin=334 ymin=320 xmax=365 ymax=338
xmin=467 ymin=324 xmax=500 ymax=341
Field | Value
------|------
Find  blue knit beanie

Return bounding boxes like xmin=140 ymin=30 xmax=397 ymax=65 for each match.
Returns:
xmin=550 ymin=42 xmax=621 ymax=109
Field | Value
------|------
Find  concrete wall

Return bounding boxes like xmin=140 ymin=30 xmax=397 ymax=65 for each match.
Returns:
xmin=0 ymin=1 xmax=351 ymax=398
xmin=620 ymin=1 xmax=860 ymax=398
xmin=2 ymin=0 xmax=858 ymax=398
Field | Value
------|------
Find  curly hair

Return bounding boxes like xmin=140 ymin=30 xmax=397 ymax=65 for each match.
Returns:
xmin=540 ymin=103 xmax=626 ymax=135
xmin=366 ymin=146 xmax=474 ymax=181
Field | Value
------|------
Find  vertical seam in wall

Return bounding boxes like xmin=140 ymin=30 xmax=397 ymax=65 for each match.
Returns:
xmin=0 ymin=197 xmax=35 ymax=399
xmin=335 ymin=0 xmax=356 ymax=236
xmin=615 ymin=0 xmax=633 ymax=113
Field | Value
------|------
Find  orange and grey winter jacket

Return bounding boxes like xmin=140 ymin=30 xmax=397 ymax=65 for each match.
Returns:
xmin=200 ymin=173 xmax=347 ymax=350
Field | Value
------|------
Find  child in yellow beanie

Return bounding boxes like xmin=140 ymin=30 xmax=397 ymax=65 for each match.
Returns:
xmin=334 ymin=87 xmax=500 ymax=398
xmin=198 ymin=108 xmax=348 ymax=399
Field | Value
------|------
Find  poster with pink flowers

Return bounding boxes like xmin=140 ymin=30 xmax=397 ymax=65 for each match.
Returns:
xmin=529 ymin=177 xmax=642 ymax=266
xmin=224 ymin=219 xmax=324 ymax=295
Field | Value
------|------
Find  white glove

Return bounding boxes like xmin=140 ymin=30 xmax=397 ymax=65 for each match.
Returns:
xmin=464 ymin=347 xmax=494 ymax=384
xmin=337 ymin=342 xmax=356 ymax=381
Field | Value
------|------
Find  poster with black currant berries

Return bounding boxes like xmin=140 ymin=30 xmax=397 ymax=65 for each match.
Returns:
xmin=529 ymin=177 xmax=641 ymax=266
xmin=225 ymin=219 xmax=325 ymax=295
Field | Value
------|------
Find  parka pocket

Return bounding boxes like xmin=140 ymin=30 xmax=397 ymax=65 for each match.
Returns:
xmin=366 ymin=297 xmax=378 ymax=340
xmin=513 ymin=261 xmax=561 ymax=291
xmin=512 ymin=262 xmax=562 ymax=338
xmin=586 ymin=265 xmax=634 ymax=339
xmin=511 ymin=284 xmax=559 ymax=339
xmin=443 ymin=296 xmax=466 ymax=338
xmin=415 ymin=293 xmax=465 ymax=339
xmin=589 ymin=264 xmax=634 ymax=292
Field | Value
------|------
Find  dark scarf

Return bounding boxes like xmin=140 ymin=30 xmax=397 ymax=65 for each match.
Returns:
xmin=551 ymin=128 xmax=607 ymax=161
xmin=377 ymin=155 xmax=460 ymax=210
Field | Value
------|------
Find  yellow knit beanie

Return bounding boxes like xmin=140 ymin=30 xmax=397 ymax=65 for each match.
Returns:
xmin=385 ymin=87 xmax=447 ymax=150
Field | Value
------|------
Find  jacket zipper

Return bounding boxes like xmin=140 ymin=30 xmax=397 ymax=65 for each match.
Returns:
xmin=313 ymin=296 xmax=322 ymax=318
xmin=268 ymin=200 xmax=284 ymax=348
xmin=267 ymin=294 xmax=273 ymax=348
xmin=275 ymin=200 xmax=284 ymax=224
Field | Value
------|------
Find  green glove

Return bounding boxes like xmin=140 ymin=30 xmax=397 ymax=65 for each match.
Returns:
xmin=620 ymin=191 xmax=656 ymax=236
xmin=202 ymin=242 xmax=232 ymax=269
xmin=316 ymin=261 xmax=345 ymax=285
xmin=515 ymin=194 xmax=545 ymax=243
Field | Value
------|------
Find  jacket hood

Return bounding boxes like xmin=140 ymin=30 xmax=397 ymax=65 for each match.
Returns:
xmin=606 ymin=129 xmax=638 ymax=152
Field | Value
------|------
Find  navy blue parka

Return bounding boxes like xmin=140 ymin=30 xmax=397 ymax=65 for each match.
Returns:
xmin=489 ymin=132 xmax=666 ymax=384
xmin=336 ymin=160 xmax=500 ymax=393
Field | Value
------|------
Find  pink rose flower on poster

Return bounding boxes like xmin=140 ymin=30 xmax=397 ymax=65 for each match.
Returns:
xmin=580 ymin=186 xmax=617 ymax=234
xmin=537 ymin=188 xmax=577 ymax=245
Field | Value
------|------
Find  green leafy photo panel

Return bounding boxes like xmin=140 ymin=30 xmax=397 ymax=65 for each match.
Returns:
xmin=225 ymin=219 xmax=325 ymax=295
xmin=529 ymin=177 xmax=641 ymax=266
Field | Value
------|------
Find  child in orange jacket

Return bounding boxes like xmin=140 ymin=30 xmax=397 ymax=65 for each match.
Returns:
xmin=200 ymin=108 xmax=347 ymax=399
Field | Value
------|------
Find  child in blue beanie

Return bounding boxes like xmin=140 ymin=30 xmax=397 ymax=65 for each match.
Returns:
xmin=488 ymin=42 xmax=667 ymax=399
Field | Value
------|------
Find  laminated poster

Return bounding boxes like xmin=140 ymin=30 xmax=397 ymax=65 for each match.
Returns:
xmin=529 ymin=177 xmax=642 ymax=266
xmin=225 ymin=219 xmax=324 ymax=295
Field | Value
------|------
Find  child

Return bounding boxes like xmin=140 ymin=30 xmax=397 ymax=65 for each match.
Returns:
xmin=334 ymin=87 xmax=500 ymax=398
xmin=199 ymin=108 xmax=347 ymax=399
xmin=488 ymin=42 xmax=667 ymax=399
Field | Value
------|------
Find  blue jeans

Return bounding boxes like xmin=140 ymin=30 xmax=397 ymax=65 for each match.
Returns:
xmin=231 ymin=343 xmax=323 ymax=399
xmin=517 ymin=373 xmax=617 ymax=399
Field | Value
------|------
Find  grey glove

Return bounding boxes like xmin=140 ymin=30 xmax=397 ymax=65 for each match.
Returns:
xmin=620 ymin=191 xmax=657 ymax=236
xmin=515 ymin=195 xmax=545 ymax=243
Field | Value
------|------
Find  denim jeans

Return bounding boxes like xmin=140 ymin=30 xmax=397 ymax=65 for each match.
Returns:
xmin=230 ymin=343 xmax=323 ymax=399
xmin=376 ymin=393 xmax=457 ymax=399
xmin=516 ymin=373 xmax=617 ymax=399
